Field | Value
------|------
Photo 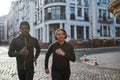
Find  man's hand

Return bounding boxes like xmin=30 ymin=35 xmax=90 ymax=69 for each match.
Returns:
xmin=19 ymin=47 xmax=29 ymax=55
xmin=55 ymin=48 xmax=65 ymax=56
xmin=45 ymin=69 xmax=50 ymax=74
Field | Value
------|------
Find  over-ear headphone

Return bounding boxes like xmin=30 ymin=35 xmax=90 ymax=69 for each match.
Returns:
xmin=55 ymin=29 xmax=67 ymax=40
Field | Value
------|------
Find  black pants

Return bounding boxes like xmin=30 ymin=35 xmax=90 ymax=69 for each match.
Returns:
xmin=17 ymin=68 xmax=34 ymax=80
xmin=52 ymin=69 xmax=70 ymax=80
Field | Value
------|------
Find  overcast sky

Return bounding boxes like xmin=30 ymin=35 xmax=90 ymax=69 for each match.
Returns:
xmin=0 ymin=0 xmax=16 ymax=16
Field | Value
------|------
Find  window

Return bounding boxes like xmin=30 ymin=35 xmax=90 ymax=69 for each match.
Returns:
xmin=38 ymin=0 xmax=40 ymax=7
xmin=116 ymin=18 xmax=120 ymax=24
xmin=48 ymin=8 xmax=52 ymax=20
xmin=103 ymin=10 xmax=106 ymax=20
xmin=45 ymin=6 xmax=65 ymax=20
xmin=100 ymin=26 xmax=110 ymax=37
xmin=77 ymin=0 xmax=82 ymax=5
xmin=86 ymin=27 xmax=89 ymax=39
xmin=99 ymin=9 xmax=102 ymax=18
xmin=38 ymin=12 xmax=40 ymax=21
xmin=84 ymin=8 xmax=89 ymax=21
xmin=84 ymin=0 xmax=88 ymax=3
xmin=40 ymin=11 xmax=42 ymax=23
xmin=35 ymin=14 xmax=37 ymax=22
xmin=62 ymin=23 xmax=65 ymax=29
xmin=98 ymin=0 xmax=101 ymax=3
xmin=71 ymin=25 xmax=74 ymax=39
xmin=108 ymin=26 xmax=110 ymax=37
xmin=116 ymin=27 xmax=120 ymax=37
xmin=103 ymin=26 xmax=107 ymax=36
xmin=38 ymin=29 xmax=40 ymax=41
xmin=102 ymin=0 xmax=107 ymax=4
xmin=40 ymin=28 xmax=43 ymax=41
xmin=77 ymin=27 xmax=83 ymax=39
xmin=70 ymin=7 xmax=75 ymax=20
xmin=51 ymin=7 xmax=57 ymax=19
xmin=61 ymin=6 xmax=66 ymax=19
xmin=77 ymin=7 xmax=82 ymax=16
xmin=108 ymin=12 xmax=111 ymax=19
xmin=100 ymin=25 xmax=102 ymax=36
xmin=99 ymin=9 xmax=107 ymax=19
xmin=55 ymin=7 xmax=60 ymax=19
xmin=34 ymin=14 xmax=37 ymax=25
xmin=84 ymin=0 xmax=88 ymax=5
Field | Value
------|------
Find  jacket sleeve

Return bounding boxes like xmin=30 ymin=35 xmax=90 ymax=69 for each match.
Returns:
xmin=34 ymin=38 xmax=41 ymax=59
xmin=45 ymin=44 xmax=52 ymax=69
xmin=8 ymin=39 xmax=19 ymax=57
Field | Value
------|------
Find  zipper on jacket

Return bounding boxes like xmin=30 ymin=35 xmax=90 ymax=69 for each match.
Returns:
xmin=24 ymin=37 xmax=27 ymax=70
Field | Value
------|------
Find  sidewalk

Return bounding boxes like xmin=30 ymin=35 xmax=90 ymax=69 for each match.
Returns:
xmin=80 ymin=51 xmax=120 ymax=69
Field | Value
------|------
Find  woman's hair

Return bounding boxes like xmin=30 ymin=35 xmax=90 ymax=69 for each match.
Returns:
xmin=20 ymin=21 xmax=30 ymax=29
xmin=55 ymin=29 xmax=67 ymax=40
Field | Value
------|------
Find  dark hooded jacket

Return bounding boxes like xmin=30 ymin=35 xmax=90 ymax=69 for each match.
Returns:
xmin=45 ymin=41 xmax=76 ymax=72
xmin=8 ymin=34 xmax=41 ymax=69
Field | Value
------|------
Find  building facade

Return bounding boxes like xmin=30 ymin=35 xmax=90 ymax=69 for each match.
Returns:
xmin=34 ymin=0 xmax=93 ymax=43
xmin=34 ymin=0 xmax=120 ymax=43
xmin=0 ymin=16 xmax=8 ymax=42
xmin=6 ymin=0 xmax=120 ymax=46
xmin=0 ymin=17 xmax=4 ymax=42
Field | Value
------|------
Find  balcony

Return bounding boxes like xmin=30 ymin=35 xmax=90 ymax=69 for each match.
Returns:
xmin=98 ymin=17 xmax=114 ymax=24
xmin=45 ymin=14 xmax=66 ymax=21
xmin=44 ymin=0 xmax=66 ymax=5
xmin=114 ymin=8 xmax=120 ymax=18
xmin=107 ymin=0 xmax=120 ymax=18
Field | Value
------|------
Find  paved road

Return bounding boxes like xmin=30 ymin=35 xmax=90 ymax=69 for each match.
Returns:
xmin=0 ymin=46 xmax=120 ymax=80
xmin=80 ymin=52 xmax=120 ymax=69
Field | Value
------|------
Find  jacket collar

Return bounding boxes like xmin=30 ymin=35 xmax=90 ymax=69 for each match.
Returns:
xmin=18 ymin=34 xmax=31 ymax=39
xmin=56 ymin=41 xmax=66 ymax=46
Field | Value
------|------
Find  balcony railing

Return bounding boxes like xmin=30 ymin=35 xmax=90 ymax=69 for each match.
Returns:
xmin=98 ymin=17 xmax=114 ymax=23
xmin=44 ymin=14 xmax=66 ymax=21
xmin=44 ymin=0 xmax=66 ymax=5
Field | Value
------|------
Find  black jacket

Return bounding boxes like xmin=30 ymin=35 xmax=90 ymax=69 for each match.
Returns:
xmin=8 ymin=34 xmax=41 ymax=69
xmin=45 ymin=41 xmax=76 ymax=72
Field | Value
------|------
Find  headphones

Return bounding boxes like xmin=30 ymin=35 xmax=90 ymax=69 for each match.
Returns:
xmin=55 ymin=29 xmax=67 ymax=40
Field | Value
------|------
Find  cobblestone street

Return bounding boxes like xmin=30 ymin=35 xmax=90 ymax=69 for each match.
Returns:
xmin=0 ymin=46 xmax=120 ymax=80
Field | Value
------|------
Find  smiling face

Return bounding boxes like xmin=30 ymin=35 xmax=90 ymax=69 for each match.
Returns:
xmin=56 ymin=30 xmax=66 ymax=44
xmin=20 ymin=25 xmax=30 ymax=37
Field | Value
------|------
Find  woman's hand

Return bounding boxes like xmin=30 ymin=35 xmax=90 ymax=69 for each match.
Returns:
xmin=55 ymin=48 xmax=65 ymax=56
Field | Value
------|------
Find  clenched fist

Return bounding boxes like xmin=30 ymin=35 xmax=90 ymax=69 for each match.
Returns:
xmin=19 ymin=47 xmax=29 ymax=55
